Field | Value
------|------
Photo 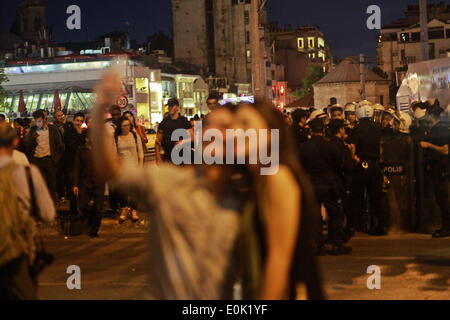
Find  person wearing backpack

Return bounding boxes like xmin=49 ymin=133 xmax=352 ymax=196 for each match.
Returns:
xmin=0 ymin=123 xmax=56 ymax=300
xmin=114 ymin=116 xmax=144 ymax=223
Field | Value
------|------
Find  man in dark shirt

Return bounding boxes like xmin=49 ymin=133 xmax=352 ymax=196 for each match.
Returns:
xmin=156 ymin=98 xmax=193 ymax=164
xmin=420 ymin=102 xmax=449 ymax=238
xmin=300 ymin=118 xmax=351 ymax=255
xmin=350 ymin=102 xmax=389 ymax=235
xmin=73 ymin=130 xmax=105 ymax=238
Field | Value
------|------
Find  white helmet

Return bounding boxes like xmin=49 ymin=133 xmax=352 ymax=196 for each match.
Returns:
xmin=355 ymin=100 xmax=374 ymax=119
xmin=399 ymin=111 xmax=412 ymax=134
xmin=344 ymin=102 xmax=356 ymax=113
xmin=372 ymin=103 xmax=385 ymax=111
xmin=309 ymin=109 xmax=327 ymax=122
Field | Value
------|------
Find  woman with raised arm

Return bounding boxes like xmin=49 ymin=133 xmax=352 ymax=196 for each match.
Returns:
xmin=91 ymin=72 xmax=241 ymax=300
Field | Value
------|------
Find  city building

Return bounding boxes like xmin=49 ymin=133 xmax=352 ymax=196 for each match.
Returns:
xmin=1 ymin=0 xmax=52 ymax=61
xmin=313 ymin=56 xmax=389 ymax=108
xmin=267 ymin=23 xmax=333 ymax=91
xmin=376 ymin=2 xmax=450 ymax=81
xmin=0 ymin=53 xmax=208 ymax=125
xmin=172 ymin=0 xmax=280 ymax=98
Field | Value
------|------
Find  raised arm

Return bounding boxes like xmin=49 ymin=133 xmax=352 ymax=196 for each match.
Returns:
xmin=91 ymin=72 xmax=123 ymax=181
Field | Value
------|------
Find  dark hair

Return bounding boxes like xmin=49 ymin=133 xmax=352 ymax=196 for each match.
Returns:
xmin=109 ymin=105 xmax=121 ymax=114
xmin=123 ymin=111 xmax=137 ymax=129
xmin=310 ymin=118 xmax=325 ymax=133
xmin=167 ymin=98 xmax=180 ymax=108
xmin=33 ymin=109 xmax=46 ymax=120
xmin=291 ymin=109 xmax=308 ymax=125
xmin=114 ymin=116 xmax=138 ymax=152
xmin=207 ymin=92 xmax=220 ymax=101
xmin=74 ymin=112 xmax=85 ymax=120
xmin=0 ymin=123 xmax=17 ymax=147
xmin=0 ymin=114 xmax=5 ymax=120
xmin=328 ymin=119 xmax=346 ymax=136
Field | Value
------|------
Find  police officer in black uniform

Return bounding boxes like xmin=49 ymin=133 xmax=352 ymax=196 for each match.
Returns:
xmin=348 ymin=100 xmax=389 ymax=235
xmin=299 ymin=112 xmax=352 ymax=255
xmin=419 ymin=100 xmax=449 ymax=238
xmin=328 ymin=119 xmax=359 ymax=241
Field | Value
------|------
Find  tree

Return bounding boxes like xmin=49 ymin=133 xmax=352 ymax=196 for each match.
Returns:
xmin=0 ymin=68 xmax=8 ymax=112
xmin=146 ymin=31 xmax=174 ymax=57
xmin=291 ymin=64 xmax=325 ymax=99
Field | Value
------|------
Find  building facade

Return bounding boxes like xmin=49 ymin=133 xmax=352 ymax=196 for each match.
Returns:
xmin=268 ymin=24 xmax=333 ymax=91
xmin=172 ymin=0 xmax=278 ymax=98
xmin=313 ymin=57 xmax=389 ymax=108
xmin=377 ymin=2 xmax=450 ymax=81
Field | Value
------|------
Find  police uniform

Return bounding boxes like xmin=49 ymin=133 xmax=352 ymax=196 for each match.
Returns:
xmin=299 ymin=135 xmax=348 ymax=250
xmin=424 ymin=121 xmax=449 ymax=236
xmin=348 ymin=118 xmax=389 ymax=234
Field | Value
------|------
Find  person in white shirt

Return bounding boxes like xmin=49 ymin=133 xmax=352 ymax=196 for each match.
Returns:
xmin=12 ymin=150 xmax=30 ymax=166
xmin=0 ymin=122 xmax=56 ymax=299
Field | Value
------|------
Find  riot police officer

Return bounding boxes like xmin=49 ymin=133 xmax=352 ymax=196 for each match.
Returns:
xmin=348 ymin=100 xmax=389 ymax=235
xmin=328 ymin=119 xmax=359 ymax=240
xmin=419 ymin=100 xmax=449 ymax=238
xmin=372 ymin=103 xmax=385 ymax=127
xmin=344 ymin=102 xmax=358 ymax=139
xmin=300 ymin=116 xmax=352 ymax=255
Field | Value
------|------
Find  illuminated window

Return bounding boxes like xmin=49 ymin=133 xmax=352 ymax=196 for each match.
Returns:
xmin=297 ymin=38 xmax=304 ymax=48
xmin=318 ymin=51 xmax=325 ymax=61
xmin=400 ymin=33 xmax=409 ymax=42
xmin=318 ymin=37 xmax=324 ymax=49
xmin=308 ymin=37 xmax=315 ymax=48
xmin=246 ymin=49 xmax=252 ymax=63
xmin=136 ymin=78 xmax=149 ymax=94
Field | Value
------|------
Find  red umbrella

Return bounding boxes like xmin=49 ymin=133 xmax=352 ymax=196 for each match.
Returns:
xmin=53 ymin=89 xmax=62 ymax=112
xmin=18 ymin=90 xmax=26 ymax=113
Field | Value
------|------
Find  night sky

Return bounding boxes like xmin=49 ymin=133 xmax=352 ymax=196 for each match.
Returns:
xmin=0 ymin=0 xmax=445 ymax=60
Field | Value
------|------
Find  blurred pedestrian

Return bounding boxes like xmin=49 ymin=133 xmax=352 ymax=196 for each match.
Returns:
xmin=91 ymin=72 xmax=240 ymax=299
xmin=0 ymin=122 xmax=56 ymax=299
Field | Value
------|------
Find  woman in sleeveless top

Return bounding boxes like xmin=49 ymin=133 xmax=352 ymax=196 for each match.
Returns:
xmin=235 ymin=101 xmax=324 ymax=300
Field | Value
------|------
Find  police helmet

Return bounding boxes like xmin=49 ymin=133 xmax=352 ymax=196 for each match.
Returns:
xmin=308 ymin=109 xmax=328 ymax=122
xmin=398 ymin=111 xmax=412 ymax=134
xmin=344 ymin=102 xmax=356 ymax=113
xmin=355 ymin=100 xmax=374 ymax=119
xmin=410 ymin=101 xmax=428 ymax=120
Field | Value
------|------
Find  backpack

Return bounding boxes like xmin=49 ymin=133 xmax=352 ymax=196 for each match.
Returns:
xmin=0 ymin=162 xmax=37 ymax=267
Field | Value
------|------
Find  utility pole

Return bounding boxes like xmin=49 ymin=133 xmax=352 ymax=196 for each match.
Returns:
xmin=419 ymin=0 xmax=429 ymax=61
xmin=360 ymin=53 xmax=366 ymax=100
xmin=251 ymin=0 xmax=266 ymax=100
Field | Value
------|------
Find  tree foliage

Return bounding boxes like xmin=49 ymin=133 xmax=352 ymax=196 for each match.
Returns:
xmin=0 ymin=68 xmax=8 ymax=112
xmin=291 ymin=64 xmax=325 ymax=99
xmin=147 ymin=31 xmax=174 ymax=57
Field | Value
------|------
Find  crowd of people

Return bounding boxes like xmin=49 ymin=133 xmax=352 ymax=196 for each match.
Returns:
xmin=0 ymin=70 xmax=448 ymax=300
